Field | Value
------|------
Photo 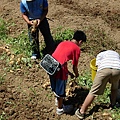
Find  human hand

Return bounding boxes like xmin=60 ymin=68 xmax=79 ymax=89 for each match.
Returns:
xmin=75 ymin=73 xmax=79 ymax=78
xmin=70 ymin=73 xmax=75 ymax=79
xmin=36 ymin=19 xmax=40 ymax=26
xmin=69 ymin=72 xmax=75 ymax=79
xmin=28 ymin=20 xmax=34 ymax=25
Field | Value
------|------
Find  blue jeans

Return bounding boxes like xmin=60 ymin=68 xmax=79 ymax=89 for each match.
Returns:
xmin=28 ymin=18 xmax=55 ymax=58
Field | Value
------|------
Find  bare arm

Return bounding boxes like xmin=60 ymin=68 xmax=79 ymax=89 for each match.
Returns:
xmin=21 ymin=7 xmax=48 ymax=26
xmin=22 ymin=13 xmax=33 ymax=25
xmin=73 ymin=65 xmax=79 ymax=78
xmin=68 ymin=71 xmax=75 ymax=79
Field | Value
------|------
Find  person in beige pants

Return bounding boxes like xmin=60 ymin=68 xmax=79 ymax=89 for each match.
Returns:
xmin=75 ymin=50 xmax=120 ymax=119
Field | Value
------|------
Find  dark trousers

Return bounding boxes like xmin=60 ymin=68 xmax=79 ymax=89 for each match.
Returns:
xmin=28 ymin=18 xmax=55 ymax=58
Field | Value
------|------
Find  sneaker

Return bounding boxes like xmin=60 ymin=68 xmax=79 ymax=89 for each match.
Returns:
xmin=31 ymin=55 xmax=37 ymax=60
xmin=56 ymin=108 xmax=64 ymax=115
xmin=56 ymin=105 xmax=73 ymax=115
xmin=75 ymin=109 xmax=85 ymax=119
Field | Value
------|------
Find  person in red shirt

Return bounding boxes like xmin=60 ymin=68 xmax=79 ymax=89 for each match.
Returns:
xmin=49 ymin=30 xmax=86 ymax=115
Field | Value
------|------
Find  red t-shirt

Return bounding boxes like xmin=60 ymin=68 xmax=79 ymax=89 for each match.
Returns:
xmin=52 ymin=41 xmax=80 ymax=80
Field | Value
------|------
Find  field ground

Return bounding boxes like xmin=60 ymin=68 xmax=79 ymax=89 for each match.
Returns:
xmin=0 ymin=0 xmax=120 ymax=119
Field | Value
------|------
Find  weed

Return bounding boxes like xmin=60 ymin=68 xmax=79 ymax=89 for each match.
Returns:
xmin=78 ymin=71 xmax=92 ymax=89
xmin=29 ymin=87 xmax=37 ymax=96
xmin=0 ymin=18 xmax=8 ymax=40
xmin=0 ymin=111 xmax=6 ymax=120
xmin=53 ymin=27 xmax=74 ymax=42
xmin=111 ymin=108 xmax=120 ymax=119
xmin=0 ymin=74 xmax=6 ymax=85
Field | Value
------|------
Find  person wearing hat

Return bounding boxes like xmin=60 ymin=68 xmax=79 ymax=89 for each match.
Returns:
xmin=20 ymin=0 xmax=55 ymax=59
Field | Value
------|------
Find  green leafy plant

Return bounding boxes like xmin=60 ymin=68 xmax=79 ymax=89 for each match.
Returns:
xmin=4 ymin=32 xmax=31 ymax=57
xmin=78 ymin=71 xmax=92 ymax=89
xmin=0 ymin=18 xmax=8 ymax=40
xmin=0 ymin=74 xmax=6 ymax=85
xmin=0 ymin=111 xmax=6 ymax=120
xmin=53 ymin=27 xmax=74 ymax=41
xmin=111 ymin=108 xmax=120 ymax=119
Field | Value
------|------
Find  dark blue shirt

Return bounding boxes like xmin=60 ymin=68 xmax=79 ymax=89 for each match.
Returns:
xmin=20 ymin=0 xmax=48 ymax=20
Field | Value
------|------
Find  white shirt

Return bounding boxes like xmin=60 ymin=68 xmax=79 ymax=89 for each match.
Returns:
xmin=96 ymin=50 xmax=120 ymax=71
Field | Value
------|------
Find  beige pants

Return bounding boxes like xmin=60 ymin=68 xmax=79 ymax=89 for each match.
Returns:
xmin=89 ymin=68 xmax=120 ymax=96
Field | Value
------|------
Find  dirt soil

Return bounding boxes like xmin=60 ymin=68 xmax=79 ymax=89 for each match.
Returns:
xmin=0 ymin=0 xmax=120 ymax=120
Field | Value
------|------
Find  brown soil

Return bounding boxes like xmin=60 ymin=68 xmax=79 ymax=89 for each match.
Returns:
xmin=0 ymin=0 xmax=120 ymax=120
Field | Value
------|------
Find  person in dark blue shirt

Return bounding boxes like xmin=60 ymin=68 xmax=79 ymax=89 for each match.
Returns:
xmin=20 ymin=0 xmax=55 ymax=59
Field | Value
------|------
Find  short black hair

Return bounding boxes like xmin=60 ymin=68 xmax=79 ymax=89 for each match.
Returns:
xmin=73 ymin=30 xmax=86 ymax=42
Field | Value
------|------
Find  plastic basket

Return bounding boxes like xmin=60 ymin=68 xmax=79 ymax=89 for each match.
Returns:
xmin=40 ymin=54 xmax=61 ymax=75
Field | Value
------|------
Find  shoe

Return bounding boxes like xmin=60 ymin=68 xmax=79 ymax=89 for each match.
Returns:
xmin=31 ymin=55 xmax=37 ymax=60
xmin=56 ymin=105 xmax=73 ymax=115
xmin=75 ymin=108 xmax=85 ymax=119
xmin=56 ymin=108 xmax=64 ymax=115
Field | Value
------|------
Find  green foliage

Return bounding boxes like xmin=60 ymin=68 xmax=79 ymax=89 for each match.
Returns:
xmin=0 ymin=18 xmax=8 ymax=40
xmin=0 ymin=75 xmax=5 ymax=85
xmin=111 ymin=108 xmax=120 ymax=119
xmin=0 ymin=18 xmax=31 ymax=58
xmin=53 ymin=27 xmax=74 ymax=41
xmin=4 ymin=31 xmax=31 ymax=57
xmin=0 ymin=112 xmax=6 ymax=120
xmin=78 ymin=71 xmax=92 ymax=89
